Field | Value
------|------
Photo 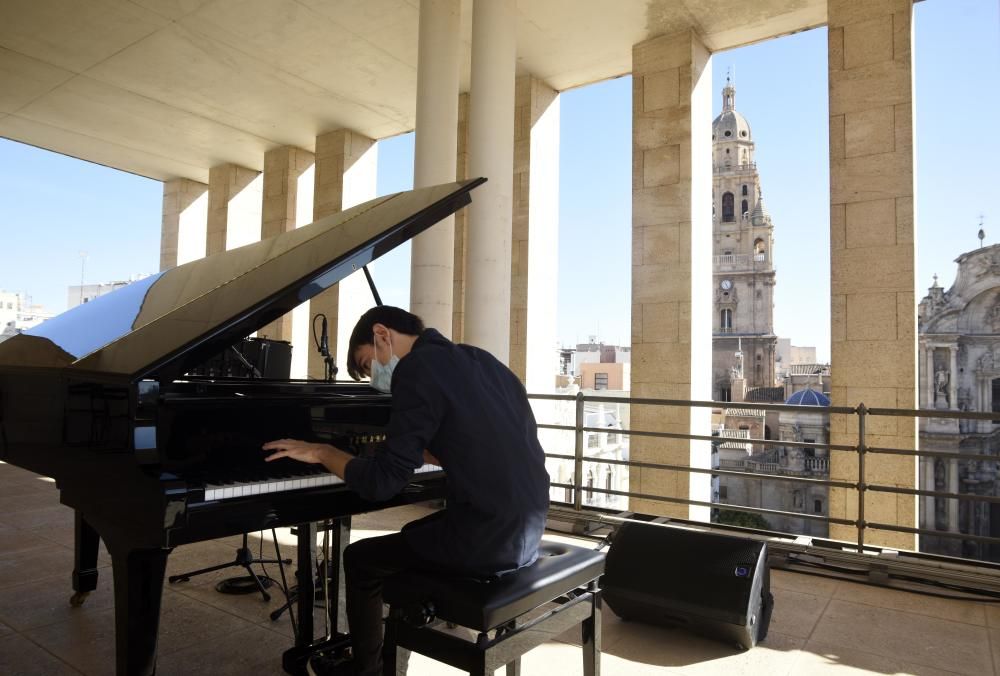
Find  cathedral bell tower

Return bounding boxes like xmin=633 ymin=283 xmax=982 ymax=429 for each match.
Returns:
xmin=711 ymin=76 xmax=778 ymax=401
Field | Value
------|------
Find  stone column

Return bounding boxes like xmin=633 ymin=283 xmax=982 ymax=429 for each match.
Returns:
xmin=206 ymin=164 xmax=263 ymax=256
xmin=410 ymin=0 xmax=461 ymax=335
xmin=948 ymin=459 xmax=960 ymax=533
xmin=464 ymin=0 xmax=516 ymax=363
xmin=510 ymin=76 xmax=560 ymax=390
xmin=452 ymin=93 xmax=471 ymax=342
xmin=924 ymin=344 xmax=934 ymax=409
xmin=922 ymin=456 xmax=935 ymax=531
xmin=630 ymin=30 xmax=713 ymax=521
xmin=827 ymin=0 xmax=917 ymax=550
xmin=160 ymin=178 xmax=208 ymax=271
xmin=949 ymin=345 xmax=958 ymax=410
xmin=259 ymin=147 xmax=315 ymax=378
xmin=308 ymin=129 xmax=377 ymax=380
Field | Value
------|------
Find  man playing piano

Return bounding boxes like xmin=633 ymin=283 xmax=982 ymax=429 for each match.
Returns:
xmin=262 ymin=305 xmax=551 ymax=676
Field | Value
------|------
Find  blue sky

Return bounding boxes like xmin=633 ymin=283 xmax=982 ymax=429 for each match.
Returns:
xmin=1 ymin=0 xmax=997 ymax=365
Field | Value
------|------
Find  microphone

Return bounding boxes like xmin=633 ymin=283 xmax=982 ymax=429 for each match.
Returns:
xmin=319 ymin=316 xmax=329 ymax=357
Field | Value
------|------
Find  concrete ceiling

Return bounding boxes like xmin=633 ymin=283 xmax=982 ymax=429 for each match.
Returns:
xmin=0 ymin=0 xmax=825 ymax=183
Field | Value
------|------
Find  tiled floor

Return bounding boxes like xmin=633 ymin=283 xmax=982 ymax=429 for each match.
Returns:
xmin=0 ymin=458 xmax=996 ymax=675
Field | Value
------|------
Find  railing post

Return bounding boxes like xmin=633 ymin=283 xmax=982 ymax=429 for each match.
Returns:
xmin=574 ymin=391 xmax=585 ymax=511
xmin=856 ymin=402 xmax=868 ymax=552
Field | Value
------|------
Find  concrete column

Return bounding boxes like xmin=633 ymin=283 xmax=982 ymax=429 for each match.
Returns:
xmin=206 ymin=164 xmax=263 ymax=256
xmin=464 ymin=0 xmax=516 ymax=362
xmin=452 ymin=93 xmax=471 ymax=342
xmin=948 ymin=459 xmax=960 ymax=533
xmin=259 ymin=147 xmax=315 ymax=378
xmin=629 ymin=30 xmax=713 ymax=521
xmin=827 ymin=0 xmax=917 ymax=550
xmin=410 ymin=0 xmax=461 ymax=335
xmin=308 ymin=129 xmax=377 ymax=380
xmin=949 ymin=345 xmax=958 ymax=410
xmin=510 ymin=75 xmax=560 ymax=390
xmin=160 ymin=178 xmax=208 ymax=271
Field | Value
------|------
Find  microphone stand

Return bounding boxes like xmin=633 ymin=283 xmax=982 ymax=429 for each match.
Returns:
xmin=315 ymin=314 xmax=338 ymax=382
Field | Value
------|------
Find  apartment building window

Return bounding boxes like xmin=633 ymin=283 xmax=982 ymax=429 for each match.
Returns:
xmin=721 ymin=309 xmax=732 ymax=331
xmin=814 ymin=499 xmax=823 ymax=514
xmin=587 ymin=433 xmax=600 ymax=449
xmin=719 ymin=485 xmax=728 ymax=499
xmin=594 ymin=373 xmax=609 ymax=390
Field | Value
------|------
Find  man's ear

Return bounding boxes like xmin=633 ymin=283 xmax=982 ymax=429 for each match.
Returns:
xmin=372 ymin=322 xmax=390 ymax=342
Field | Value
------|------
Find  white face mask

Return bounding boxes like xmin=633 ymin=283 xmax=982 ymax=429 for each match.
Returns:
xmin=370 ymin=330 xmax=399 ymax=394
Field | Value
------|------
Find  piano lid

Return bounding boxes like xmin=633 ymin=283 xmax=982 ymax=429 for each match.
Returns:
xmin=0 ymin=179 xmax=485 ymax=381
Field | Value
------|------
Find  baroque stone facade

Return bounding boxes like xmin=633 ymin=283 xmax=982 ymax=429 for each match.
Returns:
xmin=919 ymin=244 xmax=1000 ymax=560
xmin=711 ymin=79 xmax=778 ymax=401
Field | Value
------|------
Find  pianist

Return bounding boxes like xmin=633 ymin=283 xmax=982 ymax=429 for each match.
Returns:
xmin=262 ymin=305 xmax=550 ymax=676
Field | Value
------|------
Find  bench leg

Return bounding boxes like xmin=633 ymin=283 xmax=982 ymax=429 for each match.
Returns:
xmin=506 ymin=657 xmax=522 ymax=676
xmin=582 ymin=589 xmax=602 ymax=676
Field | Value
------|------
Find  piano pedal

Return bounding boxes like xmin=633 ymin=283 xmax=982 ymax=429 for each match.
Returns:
xmin=69 ymin=591 xmax=89 ymax=607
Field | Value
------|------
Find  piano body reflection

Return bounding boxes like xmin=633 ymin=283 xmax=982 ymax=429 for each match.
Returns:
xmin=0 ymin=179 xmax=484 ymax=675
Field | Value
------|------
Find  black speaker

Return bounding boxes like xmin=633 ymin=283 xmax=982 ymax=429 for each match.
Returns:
xmin=602 ymin=521 xmax=773 ymax=650
xmin=188 ymin=337 xmax=292 ymax=379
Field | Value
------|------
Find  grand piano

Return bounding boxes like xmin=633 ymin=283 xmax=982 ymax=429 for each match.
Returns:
xmin=0 ymin=178 xmax=485 ymax=675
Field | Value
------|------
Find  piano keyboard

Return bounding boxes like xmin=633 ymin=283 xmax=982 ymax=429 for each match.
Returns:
xmin=203 ymin=463 xmax=441 ymax=502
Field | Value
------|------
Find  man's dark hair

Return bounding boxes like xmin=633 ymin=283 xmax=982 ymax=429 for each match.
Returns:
xmin=346 ymin=305 xmax=425 ymax=381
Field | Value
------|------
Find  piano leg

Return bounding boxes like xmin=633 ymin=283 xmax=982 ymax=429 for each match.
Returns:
xmin=110 ymin=546 xmax=172 ymax=676
xmin=295 ymin=522 xmax=317 ymax=648
xmin=70 ymin=512 xmax=101 ymax=607
xmin=282 ymin=518 xmax=353 ymax=676
xmin=329 ymin=517 xmax=351 ymax=635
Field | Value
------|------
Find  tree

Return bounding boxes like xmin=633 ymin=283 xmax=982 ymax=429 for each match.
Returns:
xmin=715 ymin=509 xmax=772 ymax=530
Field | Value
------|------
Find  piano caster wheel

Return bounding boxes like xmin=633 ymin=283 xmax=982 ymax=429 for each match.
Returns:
xmin=69 ymin=591 xmax=89 ymax=607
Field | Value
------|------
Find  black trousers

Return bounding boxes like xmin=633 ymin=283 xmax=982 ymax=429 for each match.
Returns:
xmin=343 ymin=532 xmax=430 ymax=676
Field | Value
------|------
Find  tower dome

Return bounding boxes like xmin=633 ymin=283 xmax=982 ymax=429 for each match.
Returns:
xmin=712 ymin=78 xmax=752 ymax=142
xmin=785 ymin=388 xmax=830 ymax=407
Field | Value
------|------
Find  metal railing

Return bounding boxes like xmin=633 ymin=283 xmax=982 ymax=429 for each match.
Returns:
xmin=529 ymin=391 xmax=1000 ymax=563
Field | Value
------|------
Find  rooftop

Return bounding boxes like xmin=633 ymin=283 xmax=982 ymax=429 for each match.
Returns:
xmin=2 ymin=459 xmax=993 ymax=676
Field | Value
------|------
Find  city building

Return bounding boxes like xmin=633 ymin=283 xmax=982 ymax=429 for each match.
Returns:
xmin=712 ymin=79 xmax=778 ymax=402
xmin=714 ymin=387 xmax=831 ymax=536
xmin=546 ymin=338 xmax=632 ymax=510
xmin=918 ymin=243 xmax=1000 ymax=561
xmin=0 ymin=290 xmax=51 ymax=341
xmin=67 ymin=274 xmax=152 ymax=309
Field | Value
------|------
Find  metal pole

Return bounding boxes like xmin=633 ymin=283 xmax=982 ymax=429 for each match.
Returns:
xmin=857 ymin=403 xmax=868 ymax=553
xmin=574 ymin=391 xmax=585 ymax=511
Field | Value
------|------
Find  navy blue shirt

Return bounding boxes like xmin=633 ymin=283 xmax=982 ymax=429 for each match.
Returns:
xmin=344 ymin=329 xmax=550 ymax=576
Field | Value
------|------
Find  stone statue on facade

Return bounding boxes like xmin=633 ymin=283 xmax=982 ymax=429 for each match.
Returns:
xmin=935 ymin=367 xmax=950 ymax=408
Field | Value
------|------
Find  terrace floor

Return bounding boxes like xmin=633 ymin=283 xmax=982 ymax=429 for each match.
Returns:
xmin=0 ymin=459 xmax=996 ymax=676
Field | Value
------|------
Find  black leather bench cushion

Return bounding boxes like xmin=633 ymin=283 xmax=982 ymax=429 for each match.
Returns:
xmin=383 ymin=542 xmax=605 ymax=632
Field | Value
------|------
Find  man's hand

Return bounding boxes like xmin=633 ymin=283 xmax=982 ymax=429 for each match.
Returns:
xmin=262 ymin=439 xmax=333 ymax=464
xmin=262 ymin=438 xmax=354 ymax=480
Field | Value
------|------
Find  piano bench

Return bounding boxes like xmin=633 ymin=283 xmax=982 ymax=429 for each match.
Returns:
xmin=381 ymin=542 xmax=605 ymax=676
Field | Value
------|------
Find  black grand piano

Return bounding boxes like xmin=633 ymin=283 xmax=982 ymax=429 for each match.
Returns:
xmin=0 ymin=178 xmax=485 ymax=675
